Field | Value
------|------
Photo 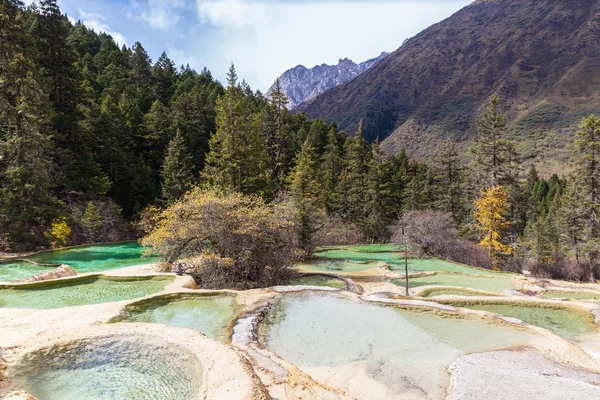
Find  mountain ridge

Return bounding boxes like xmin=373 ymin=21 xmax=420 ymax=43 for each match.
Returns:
xmin=297 ymin=0 xmax=600 ymax=173
xmin=268 ymin=52 xmax=389 ymax=110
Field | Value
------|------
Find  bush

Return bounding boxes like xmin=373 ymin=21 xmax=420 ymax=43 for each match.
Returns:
xmin=392 ymin=210 xmax=492 ymax=269
xmin=141 ymin=188 xmax=299 ymax=289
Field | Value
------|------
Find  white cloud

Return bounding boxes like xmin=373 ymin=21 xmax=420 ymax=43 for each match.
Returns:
xmin=196 ymin=0 xmax=272 ymax=28
xmin=128 ymin=0 xmax=186 ymax=31
xmin=77 ymin=8 xmax=127 ymax=46
xmin=189 ymin=1 xmax=473 ymax=91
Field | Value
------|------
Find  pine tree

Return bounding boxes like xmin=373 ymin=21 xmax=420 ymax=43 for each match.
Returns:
xmin=364 ymin=139 xmax=394 ymax=241
xmin=288 ymin=137 xmax=325 ymax=252
xmin=0 ymin=0 xmax=62 ymax=248
xmin=470 ymin=94 xmax=515 ymax=188
xmin=569 ymin=115 xmax=600 ymax=281
xmin=161 ymin=130 xmax=196 ymax=204
xmin=345 ymin=120 xmax=370 ymax=224
xmin=436 ymin=140 xmax=466 ymax=222
xmin=202 ymin=64 xmax=270 ymax=196
xmin=556 ymin=182 xmax=586 ymax=273
xmin=81 ymin=201 xmax=102 ymax=242
xmin=321 ymin=125 xmax=344 ymax=214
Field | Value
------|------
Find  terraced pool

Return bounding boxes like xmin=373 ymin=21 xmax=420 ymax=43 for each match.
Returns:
xmin=8 ymin=334 xmax=201 ymax=400
xmin=0 ymin=242 xmax=158 ymax=282
xmin=110 ymin=293 xmax=239 ymax=342
xmin=287 ymin=275 xmax=347 ymax=289
xmin=387 ymin=258 xmax=504 ymax=276
xmin=443 ymin=301 xmax=599 ymax=342
xmin=0 ymin=276 xmax=173 ymax=309
xmin=259 ymin=292 xmax=537 ymax=399
xmin=296 ymin=259 xmax=382 ymax=273
xmin=391 ymin=272 xmax=515 ymax=293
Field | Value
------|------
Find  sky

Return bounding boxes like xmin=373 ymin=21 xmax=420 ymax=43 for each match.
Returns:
xmin=52 ymin=0 xmax=473 ymax=91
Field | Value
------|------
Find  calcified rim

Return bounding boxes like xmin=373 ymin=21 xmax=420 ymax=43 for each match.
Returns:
xmin=6 ymin=323 xmax=269 ymax=400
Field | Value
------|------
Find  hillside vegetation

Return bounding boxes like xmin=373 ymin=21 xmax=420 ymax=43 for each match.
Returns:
xmin=298 ymin=0 xmax=600 ymax=173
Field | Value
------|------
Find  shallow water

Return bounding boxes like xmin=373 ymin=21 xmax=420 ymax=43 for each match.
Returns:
xmin=0 ymin=242 xmax=158 ymax=282
xmin=387 ymin=258 xmax=503 ymax=276
xmin=287 ymin=275 xmax=347 ymax=289
xmin=9 ymin=335 xmax=201 ymax=400
xmin=259 ymin=292 xmax=536 ymax=398
xmin=111 ymin=294 xmax=238 ymax=342
xmin=421 ymin=288 xmax=500 ymax=298
xmin=540 ymin=290 xmax=600 ymax=300
xmin=314 ymin=249 xmax=402 ymax=262
xmin=0 ymin=276 xmax=172 ymax=309
xmin=296 ymin=259 xmax=381 ymax=273
xmin=445 ymin=301 xmax=598 ymax=342
xmin=391 ymin=273 xmax=514 ymax=293
xmin=347 ymin=244 xmax=401 ymax=253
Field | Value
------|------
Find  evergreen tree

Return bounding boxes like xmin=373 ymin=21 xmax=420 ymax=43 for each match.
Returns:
xmin=345 ymin=120 xmax=370 ymax=224
xmin=364 ymin=139 xmax=394 ymax=241
xmin=288 ymin=137 xmax=325 ymax=252
xmin=436 ymin=140 xmax=466 ymax=222
xmin=202 ymin=64 xmax=270 ymax=196
xmin=161 ymin=130 xmax=196 ymax=204
xmin=81 ymin=201 xmax=102 ymax=242
xmin=321 ymin=124 xmax=344 ymax=213
xmin=0 ymin=0 xmax=62 ymax=248
xmin=470 ymin=94 xmax=515 ymax=188
xmin=569 ymin=115 xmax=600 ymax=281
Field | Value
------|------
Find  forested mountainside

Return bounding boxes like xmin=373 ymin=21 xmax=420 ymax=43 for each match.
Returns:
xmin=298 ymin=0 xmax=600 ymax=172
xmin=268 ymin=52 xmax=388 ymax=110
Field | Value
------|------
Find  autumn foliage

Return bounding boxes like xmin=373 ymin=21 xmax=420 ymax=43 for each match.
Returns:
xmin=141 ymin=188 xmax=298 ymax=289
xmin=474 ymin=186 xmax=512 ymax=270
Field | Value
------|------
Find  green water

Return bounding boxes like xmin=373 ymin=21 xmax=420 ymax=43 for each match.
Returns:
xmin=296 ymin=259 xmax=381 ymax=273
xmin=0 ymin=276 xmax=173 ymax=309
xmin=421 ymin=288 xmax=500 ymax=298
xmin=314 ymin=249 xmax=402 ymax=262
xmin=259 ymin=292 xmax=536 ymax=399
xmin=287 ymin=275 xmax=347 ymax=289
xmin=391 ymin=273 xmax=514 ymax=293
xmin=387 ymin=258 xmax=503 ymax=276
xmin=445 ymin=302 xmax=598 ymax=342
xmin=348 ymin=244 xmax=401 ymax=253
xmin=540 ymin=290 xmax=600 ymax=300
xmin=111 ymin=294 xmax=238 ymax=343
xmin=9 ymin=336 xmax=201 ymax=400
xmin=0 ymin=242 xmax=158 ymax=282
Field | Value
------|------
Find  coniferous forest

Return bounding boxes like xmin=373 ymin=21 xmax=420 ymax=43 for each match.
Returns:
xmin=2 ymin=0 xmax=600 ymax=282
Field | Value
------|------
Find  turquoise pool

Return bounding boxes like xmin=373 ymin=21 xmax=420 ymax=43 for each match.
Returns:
xmin=0 ymin=242 xmax=159 ymax=282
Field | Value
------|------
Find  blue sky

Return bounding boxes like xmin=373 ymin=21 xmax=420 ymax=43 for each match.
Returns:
xmin=52 ymin=0 xmax=472 ymax=91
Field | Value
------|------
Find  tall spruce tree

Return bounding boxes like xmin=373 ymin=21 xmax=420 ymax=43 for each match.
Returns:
xmin=289 ymin=137 xmax=325 ymax=252
xmin=436 ymin=140 xmax=466 ymax=223
xmin=0 ymin=0 xmax=62 ymax=248
xmin=364 ymin=139 xmax=393 ymax=241
xmin=345 ymin=120 xmax=370 ymax=224
xmin=161 ymin=129 xmax=196 ymax=204
xmin=470 ymin=94 xmax=514 ymax=188
xmin=569 ymin=115 xmax=600 ymax=281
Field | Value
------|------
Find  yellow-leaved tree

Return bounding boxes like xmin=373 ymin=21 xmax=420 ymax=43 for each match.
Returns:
xmin=474 ymin=186 xmax=512 ymax=270
xmin=44 ymin=218 xmax=71 ymax=248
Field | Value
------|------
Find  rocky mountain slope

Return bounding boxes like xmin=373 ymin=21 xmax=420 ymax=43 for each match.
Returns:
xmin=268 ymin=52 xmax=388 ymax=110
xmin=298 ymin=0 xmax=600 ymax=172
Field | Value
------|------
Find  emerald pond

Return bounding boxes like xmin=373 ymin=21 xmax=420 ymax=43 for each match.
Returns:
xmin=111 ymin=294 xmax=239 ymax=343
xmin=296 ymin=259 xmax=382 ymax=273
xmin=8 ymin=335 xmax=201 ymax=400
xmin=442 ymin=301 xmax=599 ymax=342
xmin=287 ymin=275 xmax=347 ymax=289
xmin=391 ymin=273 xmax=515 ymax=293
xmin=314 ymin=248 xmax=402 ymax=262
xmin=0 ymin=276 xmax=172 ymax=309
xmin=387 ymin=258 xmax=505 ymax=276
xmin=539 ymin=290 xmax=600 ymax=300
xmin=0 ymin=242 xmax=158 ymax=282
xmin=259 ymin=292 xmax=537 ymax=399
